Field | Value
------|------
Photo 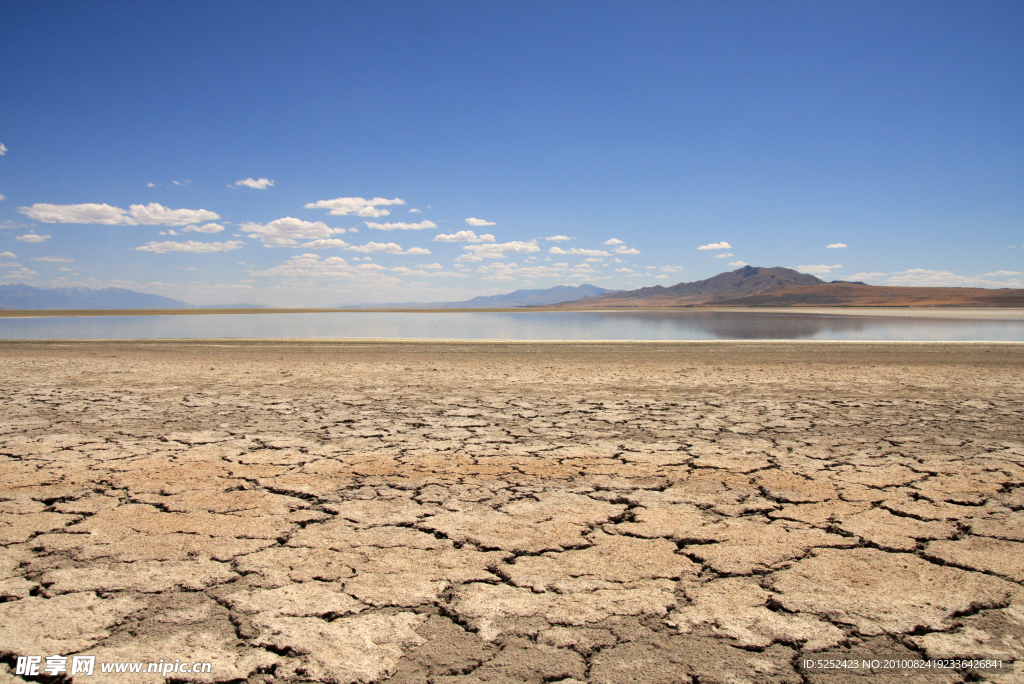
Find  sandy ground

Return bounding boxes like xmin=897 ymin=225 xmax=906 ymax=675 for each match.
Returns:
xmin=0 ymin=340 xmax=1022 ymax=684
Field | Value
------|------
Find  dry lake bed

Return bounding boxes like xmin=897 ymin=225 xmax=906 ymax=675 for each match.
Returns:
xmin=1 ymin=340 xmax=1022 ymax=683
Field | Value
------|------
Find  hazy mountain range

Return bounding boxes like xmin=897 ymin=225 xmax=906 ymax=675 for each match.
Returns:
xmin=2 ymin=268 xmax=1020 ymax=311
xmin=341 ymin=284 xmax=616 ymax=309
xmin=0 ymin=284 xmax=265 ymax=310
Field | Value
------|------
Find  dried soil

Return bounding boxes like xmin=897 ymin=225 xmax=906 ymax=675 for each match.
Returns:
xmin=0 ymin=340 xmax=1022 ymax=683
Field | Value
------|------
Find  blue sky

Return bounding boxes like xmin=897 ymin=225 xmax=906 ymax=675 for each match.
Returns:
xmin=1 ymin=1 xmax=1021 ymax=305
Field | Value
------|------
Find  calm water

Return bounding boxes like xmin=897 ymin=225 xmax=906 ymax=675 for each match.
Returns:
xmin=1 ymin=311 xmax=1022 ymax=341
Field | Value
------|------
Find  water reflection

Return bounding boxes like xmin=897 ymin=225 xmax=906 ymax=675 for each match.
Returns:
xmin=0 ymin=310 xmax=1021 ymax=342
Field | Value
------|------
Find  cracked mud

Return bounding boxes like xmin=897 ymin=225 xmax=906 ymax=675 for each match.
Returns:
xmin=0 ymin=340 xmax=1022 ymax=684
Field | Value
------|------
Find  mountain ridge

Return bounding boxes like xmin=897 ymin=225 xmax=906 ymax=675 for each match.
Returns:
xmin=549 ymin=266 xmax=824 ymax=307
xmin=0 ymin=284 xmax=266 ymax=310
xmin=341 ymin=284 xmax=616 ymax=309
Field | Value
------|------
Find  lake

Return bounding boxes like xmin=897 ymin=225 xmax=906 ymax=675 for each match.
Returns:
xmin=1 ymin=310 xmax=1023 ymax=341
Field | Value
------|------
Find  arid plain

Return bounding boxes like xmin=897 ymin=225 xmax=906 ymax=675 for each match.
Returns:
xmin=1 ymin=340 xmax=1023 ymax=683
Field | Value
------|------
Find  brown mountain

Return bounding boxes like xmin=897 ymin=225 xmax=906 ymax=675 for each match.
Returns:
xmin=711 ymin=281 xmax=1024 ymax=307
xmin=551 ymin=266 xmax=824 ymax=307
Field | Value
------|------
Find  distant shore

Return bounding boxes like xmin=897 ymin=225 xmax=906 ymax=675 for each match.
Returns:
xmin=1 ymin=306 xmax=1023 ymax=319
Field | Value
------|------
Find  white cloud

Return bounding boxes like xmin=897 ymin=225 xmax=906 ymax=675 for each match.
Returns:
xmin=250 ymin=253 xmax=405 ymax=284
xmin=434 ymin=230 xmax=495 ymax=243
xmin=461 ymin=240 xmax=540 ymax=260
xmin=549 ymin=247 xmax=610 ymax=256
xmin=30 ymin=257 xmax=74 ymax=263
xmin=797 ymin=264 xmax=842 ymax=275
xmin=698 ymin=241 xmax=731 ymax=250
xmin=364 ymin=220 xmax=437 ymax=231
xmin=884 ymin=269 xmax=1023 ymax=287
xmin=241 ymin=217 xmax=344 ymax=246
xmin=827 ymin=243 xmax=847 ymax=249
xmin=841 ymin=272 xmax=887 ymax=281
xmin=299 ymin=239 xmax=350 ymax=249
xmin=345 ymin=242 xmax=404 ymax=254
xmin=0 ymin=143 xmax=6 ymax=155
xmin=984 ymin=270 xmax=1023 ymax=277
xmin=544 ymin=235 xmax=571 ymax=242
xmin=2 ymin=267 xmax=38 ymax=280
xmin=472 ymin=260 xmax=575 ymax=282
xmin=602 ymin=238 xmax=624 ymax=245
xmin=170 ymin=179 xmax=192 ymax=186
xmin=135 ymin=240 xmax=245 ymax=254
xmin=305 ymin=197 xmax=405 ymax=217
xmin=662 ymin=266 xmax=684 ymax=273
xmin=728 ymin=261 xmax=749 ymax=267
xmin=128 ymin=203 xmax=220 ymax=226
xmin=16 ymin=234 xmax=50 ymax=243
xmin=0 ymin=194 xmax=5 ymax=201
xmin=654 ymin=275 xmax=669 ymax=279
xmin=614 ymin=246 xmax=640 ymax=255
xmin=20 ymin=203 xmax=127 ymax=224
xmin=390 ymin=265 xmax=467 ymax=278
xmin=181 ymin=223 xmax=225 ymax=234
xmin=585 ymin=257 xmax=604 ymax=262
xmin=616 ymin=268 xmax=634 ymax=273
xmin=147 ymin=182 xmax=155 ymax=188
xmin=408 ymin=208 xmax=422 ymax=214
xmin=18 ymin=202 xmax=219 ymax=226
xmin=713 ymin=252 xmax=734 ymax=258
xmin=0 ymin=251 xmax=16 ymax=258
xmin=235 ymin=178 xmax=274 ymax=190
xmin=344 ymin=242 xmax=433 ymax=255
xmin=465 ymin=218 xmax=496 ymax=226
xmin=455 ymin=254 xmax=484 ymax=263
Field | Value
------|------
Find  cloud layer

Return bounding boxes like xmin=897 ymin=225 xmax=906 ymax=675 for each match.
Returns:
xmin=345 ymin=242 xmax=431 ymax=255
xmin=457 ymin=241 xmax=540 ymax=262
xmin=434 ymin=231 xmax=495 ymax=243
xmin=241 ymin=217 xmax=345 ymax=246
xmin=549 ymin=247 xmax=609 ymax=256
xmin=363 ymin=220 xmax=437 ymax=231
xmin=235 ymin=178 xmax=274 ymax=189
xmin=797 ymin=264 xmax=842 ymax=275
xmin=305 ymin=197 xmax=405 ymax=217
xmin=135 ymin=240 xmax=245 ymax=254
xmin=698 ymin=241 xmax=731 ymax=250
xmin=19 ymin=202 xmax=220 ymax=226
xmin=465 ymin=218 xmax=496 ymax=226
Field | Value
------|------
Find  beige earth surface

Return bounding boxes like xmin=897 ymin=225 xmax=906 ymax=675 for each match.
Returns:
xmin=0 ymin=340 xmax=1022 ymax=684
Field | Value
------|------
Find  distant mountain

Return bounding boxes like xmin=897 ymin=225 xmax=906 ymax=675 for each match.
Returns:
xmin=195 ymin=303 xmax=270 ymax=309
xmin=343 ymin=284 xmax=616 ymax=309
xmin=550 ymin=266 xmax=824 ymax=308
xmin=712 ymin=281 xmax=1024 ymax=307
xmin=0 ymin=284 xmax=272 ymax=310
xmin=455 ymin=284 xmax=616 ymax=308
xmin=0 ymin=284 xmax=194 ymax=310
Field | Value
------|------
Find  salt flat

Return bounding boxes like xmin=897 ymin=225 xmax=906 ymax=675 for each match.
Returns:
xmin=0 ymin=340 xmax=1022 ymax=684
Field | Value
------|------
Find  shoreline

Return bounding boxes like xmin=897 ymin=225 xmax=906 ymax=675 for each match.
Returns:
xmin=1 ymin=305 xmax=1024 ymax=319
xmin=2 ymin=337 xmax=1024 ymax=346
